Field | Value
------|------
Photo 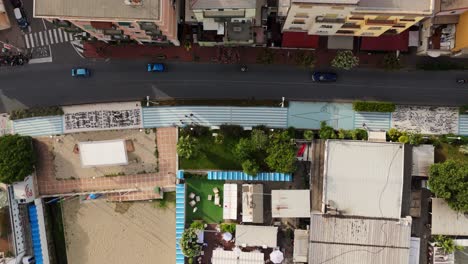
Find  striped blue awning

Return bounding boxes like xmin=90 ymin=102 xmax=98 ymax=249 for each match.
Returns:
xmin=13 ymin=116 xmax=63 ymax=136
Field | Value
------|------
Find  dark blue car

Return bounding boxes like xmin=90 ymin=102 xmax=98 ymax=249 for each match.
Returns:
xmin=312 ymin=71 xmax=337 ymax=82
xmin=147 ymin=63 xmax=165 ymax=72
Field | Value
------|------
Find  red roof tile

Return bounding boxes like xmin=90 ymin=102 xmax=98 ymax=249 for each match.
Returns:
xmin=360 ymin=30 xmax=409 ymax=51
xmin=282 ymin=32 xmax=319 ymax=48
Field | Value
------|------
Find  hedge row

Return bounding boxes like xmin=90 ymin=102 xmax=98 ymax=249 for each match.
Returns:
xmin=352 ymin=101 xmax=396 ymax=112
xmin=10 ymin=106 xmax=64 ymax=120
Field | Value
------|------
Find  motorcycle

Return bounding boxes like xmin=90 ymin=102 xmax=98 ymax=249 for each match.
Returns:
xmin=457 ymin=79 xmax=466 ymax=84
xmin=240 ymin=65 xmax=248 ymax=72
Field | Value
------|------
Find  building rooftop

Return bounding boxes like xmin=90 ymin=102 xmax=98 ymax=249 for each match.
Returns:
xmin=357 ymin=0 xmax=434 ymax=14
xmin=309 ymin=214 xmax=412 ymax=264
xmin=431 ymin=198 xmax=468 ymax=236
xmin=235 ymin=225 xmax=277 ymax=248
xmin=271 ymin=190 xmax=310 ymax=218
xmin=34 ymin=0 xmax=160 ymax=20
xmin=323 ymin=140 xmax=405 ymax=219
xmin=440 ymin=0 xmax=468 ymax=11
xmin=411 ymin=145 xmax=434 ymax=177
xmin=190 ymin=0 xmax=256 ymax=10
xmin=293 ymin=229 xmax=309 ymax=263
xmin=242 ymin=184 xmax=264 ymax=223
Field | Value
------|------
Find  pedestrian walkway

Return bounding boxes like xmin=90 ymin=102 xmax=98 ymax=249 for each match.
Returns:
xmin=24 ymin=29 xmax=74 ymax=49
xmin=354 ymin=112 xmax=391 ymax=131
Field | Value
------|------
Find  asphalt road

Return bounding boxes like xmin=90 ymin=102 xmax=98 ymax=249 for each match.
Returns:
xmin=0 ymin=60 xmax=467 ymax=112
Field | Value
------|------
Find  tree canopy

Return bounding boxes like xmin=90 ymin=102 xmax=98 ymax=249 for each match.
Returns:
xmin=428 ymin=159 xmax=468 ymax=212
xmin=180 ymin=228 xmax=202 ymax=258
xmin=0 ymin=134 xmax=35 ymax=184
xmin=265 ymin=131 xmax=296 ymax=173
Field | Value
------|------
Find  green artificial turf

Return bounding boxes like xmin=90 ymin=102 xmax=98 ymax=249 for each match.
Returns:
xmin=180 ymin=135 xmax=242 ymax=170
xmin=185 ymin=177 xmax=225 ymax=224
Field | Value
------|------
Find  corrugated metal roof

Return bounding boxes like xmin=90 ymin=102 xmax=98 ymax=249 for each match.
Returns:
xmin=411 ymin=145 xmax=434 ymax=177
xmin=323 ymin=141 xmax=405 ymax=219
xmin=353 ymin=112 xmax=391 ymax=131
xmin=212 ymin=249 xmax=264 ymax=264
xmin=13 ymin=116 xmax=63 ymax=136
xmin=432 ymin=198 xmax=468 ymax=236
xmin=235 ymin=225 xmax=277 ymax=248
xmin=293 ymin=229 xmax=309 ymax=263
xmin=34 ymin=0 xmax=160 ymax=20
xmin=309 ymin=214 xmax=411 ymax=264
xmin=191 ymin=0 xmax=256 ymax=10
xmin=143 ymin=106 xmax=288 ymax=128
xmin=242 ymin=184 xmax=264 ymax=223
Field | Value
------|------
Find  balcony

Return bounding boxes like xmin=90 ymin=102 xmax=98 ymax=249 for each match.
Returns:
xmin=315 ymin=16 xmax=345 ymax=24
xmin=336 ymin=30 xmax=355 ymax=35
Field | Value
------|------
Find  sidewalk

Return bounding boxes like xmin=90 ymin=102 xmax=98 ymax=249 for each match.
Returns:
xmin=83 ymin=41 xmax=468 ymax=69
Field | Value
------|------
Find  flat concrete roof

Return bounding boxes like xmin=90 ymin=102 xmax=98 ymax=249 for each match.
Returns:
xmin=272 ymin=190 xmax=310 ymax=218
xmin=411 ymin=144 xmax=434 ymax=177
xmin=79 ymin=139 xmax=128 ymax=167
xmin=34 ymin=0 xmax=160 ymax=20
xmin=235 ymin=225 xmax=277 ymax=248
xmin=432 ymin=198 xmax=468 ymax=236
xmin=190 ymin=0 xmax=256 ymax=10
xmin=323 ymin=140 xmax=405 ymax=219
xmin=357 ymin=0 xmax=434 ymax=13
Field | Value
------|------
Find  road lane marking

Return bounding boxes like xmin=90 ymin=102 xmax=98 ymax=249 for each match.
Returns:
xmin=69 ymin=33 xmax=74 ymax=41
xmin=48 ymin=30 xmax=54 ymax=44
xmin=33 ymin=33 xmax=39 ymax=48
xmin=39 ymin=32 xmax=44 ymax=46
xmin=63 ymin=31 xmax=69 ymax=41
xmin=53 ymin=29 xmax=58 ymax=44
xmin=44 ymin=32 xmax=49 ymax=45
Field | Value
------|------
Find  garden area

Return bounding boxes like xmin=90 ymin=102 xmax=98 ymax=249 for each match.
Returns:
xmin=185 ymin=175 xmax=225 ymax=224
xmin=178 ymin=125 xmax=297 ymax=175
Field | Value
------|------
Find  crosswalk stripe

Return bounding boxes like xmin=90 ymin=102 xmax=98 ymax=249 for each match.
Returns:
xmin=63 ymin=31 xmax=69 ymax=41
xmin=68 ymin=33 xmax=74 ymax=41
xmin=44 ymin=32 xmax=49 ymax=45
xmin=39 ymin=32 xmax=44 ymax=46
xmin=24 ymin=34 xmax=30 ymax=49
xmin=53 ymin=29 xmax=58 ymax=44
xmin=48 ymin=30 xmax=54 ymax=44
xmin=32 ymin=33 xmax=37 ymax=48
xmin=58 ymin=29 xmax=63 ymax=42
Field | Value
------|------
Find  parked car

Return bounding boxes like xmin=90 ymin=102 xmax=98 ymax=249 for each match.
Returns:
xmin=312 ymin=71 xmax=337 ymax=82
xmin=147 ymin=63 xmax=165 ymax=72
xmin=71 ymin=68 xmax=90 ymax=77
xmin=10 ymin=0 xmax=22 ymax=8
xmin=13 ymin=8 xmax=28 ymax=29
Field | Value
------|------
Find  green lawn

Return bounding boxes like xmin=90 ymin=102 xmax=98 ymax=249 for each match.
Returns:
xmin=180 ymin=135 xmax=242 ymax=170
xmin=185 ymin=177 xmax=225 ymax=224
xmin=435 ymin=143 xmax=468 ymax=163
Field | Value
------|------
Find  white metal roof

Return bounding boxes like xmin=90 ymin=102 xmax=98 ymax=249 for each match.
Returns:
xmin=190 ymin=0 xmax=256 ymax=10
xmin=235 ymin=225 xmax=278 ymax=248
xmin=293 ymin=229 xmax=309 ymax=263
xmin=212 ymin=249 xmax=264 ymax=264
xmin=432 ymin=198 xmax=468 ymax=236
xmin=411 ymin=145 xmax=434 ymax=177
xmin=242 ymin=184 xmax=264 ymax=223
xmin=309 ymin=214 xmax=412 ymax=264
xmin=79 ymin=139 xmax=128 ymax=167
xmin=323 ymin=140 xmax=405 ymax=219
xmin=223 ymin=184 xmax=238 ymax=220
xmin=272 ymin=190 xmax=310 ymax=218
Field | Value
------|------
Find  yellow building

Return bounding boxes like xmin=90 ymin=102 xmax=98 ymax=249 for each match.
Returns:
xmin=281 ymin=0 xmax=433 ymax=37
xmin=417 ymin=0 xmax=468 ymax=57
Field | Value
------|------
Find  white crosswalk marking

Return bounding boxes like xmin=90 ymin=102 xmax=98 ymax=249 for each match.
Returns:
xmin=24 ymin=28 xmax=75 ymax=49
xmin=39 ymin=32 xmax=44 ymax=46
xmin=48 ymin=30 xmax=54 ymax=44
xmin=24 ymin=34 xmax=31 ymax=49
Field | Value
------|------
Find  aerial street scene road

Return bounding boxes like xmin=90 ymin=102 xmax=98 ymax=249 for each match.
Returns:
xmin=0 ymin=0 xmax=467 ymax=264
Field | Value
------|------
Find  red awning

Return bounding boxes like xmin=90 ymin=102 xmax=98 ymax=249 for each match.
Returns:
xmin=282 ymin=32 xmax=319 ymax=48
xmin=90 ymin=21 xmax=114 ymax=30
xmin=360 ymin=30 xmax=409 ymax=51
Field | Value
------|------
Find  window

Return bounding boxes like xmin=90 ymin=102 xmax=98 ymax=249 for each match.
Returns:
xmin=349 ymin=16 xmax=364 ymax=20
xmin=361 ymin=32 xmax=374 ymax=36
xmin=368 ymin=27 xmax=382 ymax=30
xmin=295 ymin=13 xmax=309 ymax=18
xmin=118 ymin=22 xmax=131 ymax=26
xmin=316 ymin=30 xmax=329 ymax=34
xmin=288 ymin=27 xmax=303 ymax=30
xmin=292 ymin=19 xmax=305 ymax=24
xmin=336 ymin=30 xmax=354 ymax=34
xmin=400 ymin=16 xmax=415 ymax=22
xmin=320 ymin=24 xmax=333 ymax=29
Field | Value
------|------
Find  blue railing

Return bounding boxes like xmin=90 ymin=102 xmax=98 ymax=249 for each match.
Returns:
xmin=207 ymin=171 xmax=292 ymax=182
xmin=175 ymin=170 xmax=186 ymax=264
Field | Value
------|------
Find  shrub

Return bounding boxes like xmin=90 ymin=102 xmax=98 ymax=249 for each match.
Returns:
xmin=233 ymin=138 xmax=253 ymax=162
xmin=331 ymin=50 xmax=359 ymax=70
xmin=387 ymin=128 xmax=402 ymax=142
xmin=460 ymin=145 xmax=468 ymax=155
xmin=220 ymin=124 xmax=243 ymax=138
xmin=256 ymin=48 xmax=275 ymax=64
xmin=398 ymin=135 xmax=409 ymax=144
xmin=220 ymin=223 xmax=236 ymax=234
xmin=177 ymin=135 xmax=200 ymax=159
xmin=319 ymin=121 xmax=336 ymax=139
xmin=460 ymin=105 xmax=468 ymax=114
xmin=294 ymin=51 xmax=316 ymax=68
xmin=409 ymin=133 xmax=423 ymax=146
xmin=10 ymin=106 xmax=64 ymax=120
xmin=351 ymin=129 xmax=368 ymax=140
xmin=265 ymin=131 xmax=296 ymax=173
xmin=304 ymin=130 xmax=314 ymax=141
xmin=180 ymin=228 xmax=202 ymax=257
xmin=382 ymin=53 xmax=402 ymax=70
xmin=190 ymin=221 xmax=205 ymax=230
xmin=250 ymin=129 xmax=268 ymax=150
xmin=241 ymin=160 xmax=260 ymax=176
xmin=338 ymin=129 xmax=351 ymax=139
xmin=433 ymin=235 xmax=463 ymax=254
xmin=352 ymin=101 xmax=396 ymax=112
xmin=0 ymin=135 xmax=35 ymax=184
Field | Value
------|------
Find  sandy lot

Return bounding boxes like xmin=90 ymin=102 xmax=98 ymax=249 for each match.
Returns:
xmin=53 ymin=129 xmax=158 ymax=179
xmin=62 ymin=199 xmax=175 ymax=264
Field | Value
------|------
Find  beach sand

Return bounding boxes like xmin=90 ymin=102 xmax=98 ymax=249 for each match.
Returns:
xmin=63 ymin=198 xmax=175 ymax=264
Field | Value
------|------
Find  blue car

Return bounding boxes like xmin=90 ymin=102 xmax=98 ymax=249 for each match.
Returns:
xmin=71 ymin=68 xmax=90 ymax=77
xmin=312 ymin=71 xmax=337 ymax=82
xmin=147 ymin=63 xmax=165 ymax=72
